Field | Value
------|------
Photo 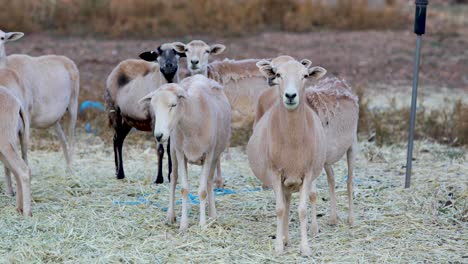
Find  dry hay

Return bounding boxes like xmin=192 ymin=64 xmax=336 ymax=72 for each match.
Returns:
xmin=0 ymin=130 xmax=466 ymax=263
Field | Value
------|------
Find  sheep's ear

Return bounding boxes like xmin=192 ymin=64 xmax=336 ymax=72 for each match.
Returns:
xmin=256 ymin=59 xmax=271 ymax=69
xmin=172 ymin=42 xmax=186 ymax=54
xmin=306 ymin=66 xmax=327 ymax=80
xmin=138 ymin=92 xmax=155 ymax=104
xmin=210 ymin=44 xmax=225 ymax=55
xmin=300 ymin=59 xmax=312 ymax=69
xmin=176 ymin=88 xmax=187 ymax=99
xmin=139 ymin=50 xmax=159 ymax=61
xmin=5 ymin=32 xmax=24 ymax=42
xmin=256 ymin=60 xmax=276 ymax=79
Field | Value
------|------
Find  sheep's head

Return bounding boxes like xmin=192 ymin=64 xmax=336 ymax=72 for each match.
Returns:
xmin=139 ymin=43 xmax=185 ymax=83
xmin=257 ymin=58 xmax=326 ymax=111
xmin=138 ymin=84 xmax=187 ymax=143
xmin=172 ymin=40 xmax=225 ymax=76
xmin=0 ymin=30 xmax=24 ymax=47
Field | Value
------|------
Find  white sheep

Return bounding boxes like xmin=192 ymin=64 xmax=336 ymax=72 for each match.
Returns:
xmin=247 ymin=58 xmax=327 ymax=256
xmin=173 ymin=40 xmax=271 ymax=188
xmin=139 ymin=75 xmax=231 ymax=231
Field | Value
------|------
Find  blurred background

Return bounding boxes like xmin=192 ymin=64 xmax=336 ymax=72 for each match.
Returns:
xmin=0 ymin=0 xmax=467 ymax=147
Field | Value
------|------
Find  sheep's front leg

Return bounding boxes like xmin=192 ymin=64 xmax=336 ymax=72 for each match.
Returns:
xmin=177 ymin=151 xmax=189 ymax=232
xmin=309 ymin=179 xmax=319 ymax=236
xmin=299 ymin=176 xmax=312 ymax=256
xmin=272 ymin=174 xmax=286 ymax=255
xmin=167 ymin=144 xmax=178 ymax=224
xmin=198 ymin=155 xmax=215 ymax=228
xmin=208 ymin=158 xmax=218 ymax=219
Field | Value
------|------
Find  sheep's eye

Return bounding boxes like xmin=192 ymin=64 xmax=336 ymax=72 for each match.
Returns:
xmin=0 ymin=37 xmax=4 ymax=40
xmin=303 ymin=74 xmax=308 ymax=79
xmin=275 ymin=73 xmax=281 ymax=78
xmin=205 ymin=50 xmax=210 ymax=54
xmin=170 ymin=103 xmax=177 ymax=108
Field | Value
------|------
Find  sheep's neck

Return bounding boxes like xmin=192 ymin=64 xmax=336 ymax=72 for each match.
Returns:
xmin=276 ymin=96 xmax=309 ymax=145
xmin=0 ymin=45 xmax=6 ymax=68
xmin=178 ymin=98 xmax=204 ymax=138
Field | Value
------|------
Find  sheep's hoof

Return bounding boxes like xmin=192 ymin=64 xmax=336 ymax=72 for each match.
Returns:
xmin=179 ymin=222 xmax=189 ymax=232
xmin=275 ymin=244 xmax=284 ymax=256
xmin=348 ymin=216 xmax=354 ymax=226
xmin=300 ymin=246 xmax=312 ymax=257
xmin=166 ymin=213 xmax=176 ymax=224
xmin=283 ymin=239 xmax=290 ymax=247
xmin=116 ymin=171 xmax=125 ymax=180
xmin=16 ymin=207 xmax=31 ymax=216
xmin=154 ymin=176 xmax=164 ymax=184
xmin=329 ymin=216 xmax=337 ymax=226
xmin=6 ymin=190 xmax=15 ymax=197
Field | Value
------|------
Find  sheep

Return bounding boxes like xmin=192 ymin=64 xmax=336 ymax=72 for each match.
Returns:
xmin=0 ymin=85 xmax=31 ymax=216
xmin=254 ymin=57 xmax=359 ymax=226
xmin=173 ymin=40 xmax=271 ymax=188
xmin=105 ymin=43 xmax=185 ymax=183
xmin=5 ymin=31 xmax=79 ymax=175
xmin=139 ymin=75 xmax=231 ymax=231
xmin=247 ymin=59 xmax=327 ymax=256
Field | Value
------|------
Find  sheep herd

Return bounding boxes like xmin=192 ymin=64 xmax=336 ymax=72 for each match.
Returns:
xmin=0 ymin=30 xmax=359 ymax=256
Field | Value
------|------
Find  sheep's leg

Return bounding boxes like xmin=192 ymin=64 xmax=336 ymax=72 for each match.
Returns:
xmin=2 ymin=144 xmax=31 ymax=216
xmin=299 ymin=176 xmax=312 ymax=256
xmin=4 ymin=166 xmax=14 ymax=196
xmin=167 ymin=138 xmax=172 ymax=182
xmin=272 ymin=174 xmax=286 ymax=255
xmin=283 ymin=192 xmax=291 ymax=247
xmin=155 ymin=144 xmax=164 ymax=184
xmin=167 ymin=144 xmax=178 ymax=224
xmin=55 ymin=123 xmax=72 ymax=174
xmin=19 ymin=131 xmax=28 ymax=164
xmin=214 ymin=159 xmax=223 ymax=189
xmin=178 ymin=152 xmax=189 ymax=232
xmin=113 ymin=122 xmax=131 ymax=179
xmin=198 ymin=154 xmax=216 ymax=228
xmin=347 ymin=143 xmax=356 ymax=226
xmin=67 ymin=93 xmax=78 ymax=171
xmin=324 ymin=164 xmax=337 ymax=225
xmin=309 ymin=179 xmax=319 ymax=236
xmin=207 ymin=157 xmax=218 ymax=219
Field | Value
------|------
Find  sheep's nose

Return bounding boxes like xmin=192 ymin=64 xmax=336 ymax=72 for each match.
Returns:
xmin=191 ymin=60 xmax=199 ymax=65
xmin=155 ymin=133 xmax=163 ymax=142
xmin=285 ymin=93 xmax=297 ymax=100
xmin=165 ymin=62 xmax=174 ymax=68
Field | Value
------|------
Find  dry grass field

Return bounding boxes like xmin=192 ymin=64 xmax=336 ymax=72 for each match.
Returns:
xmin=0 ymin=132 xmax=466 ymax=262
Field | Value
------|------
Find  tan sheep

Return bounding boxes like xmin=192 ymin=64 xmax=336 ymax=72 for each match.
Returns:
xmin=0 ymin=85 xmax=31 ymax=216
xmin=247 ymin=59 xmax=327 ymax=256
xmin=4 ymin=30 xmax=80 ymax=174
xmin=139 ymin=75 xmax=231 ymax=231
xmin=105 ymin=44 xmax=185 ymax=183
xmin=254 ymin=57 xmax=359 ymax=226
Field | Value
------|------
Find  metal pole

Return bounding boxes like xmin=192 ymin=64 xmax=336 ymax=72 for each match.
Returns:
xmin=405 ymin=0 xmax=428 ymax=188
xmin=405 ymin=35 xmax=422 ymax=188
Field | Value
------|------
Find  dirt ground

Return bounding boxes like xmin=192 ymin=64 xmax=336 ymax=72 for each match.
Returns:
xmin=4 ymin=30 xmax=467 ymax=105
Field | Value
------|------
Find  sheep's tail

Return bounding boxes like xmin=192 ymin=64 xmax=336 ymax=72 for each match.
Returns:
xmin=104 ymin=89 xmax=117 ymax=128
